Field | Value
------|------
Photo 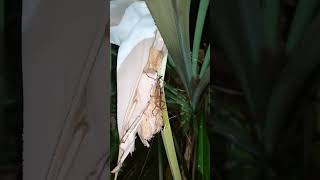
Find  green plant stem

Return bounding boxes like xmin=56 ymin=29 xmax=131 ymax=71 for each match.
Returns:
xmin=196 ymin=112 xmax=210 ymax=180
xmin=159 ymin=45 xmax=181 ymax=180
xmin=199 ymin=45 xmax=210 ymax=79
xmin=192 ymin=0 xmax=209 ymax=78
xmin=161 ymin=101 xmax=182 ymax=180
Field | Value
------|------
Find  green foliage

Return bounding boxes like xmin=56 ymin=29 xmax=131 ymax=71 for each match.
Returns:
xmin=264 ymin=12 xmax=320 ymax=153
xmin=211 ymin=0 xmax=320 ymax=179
xmin=196 ymin=113 xmax=210 ymax=180
xmin=161 ymin=104 xmax=182 ymax=180
xmin=199 ymin=45 xmax=210 ymax=80
xmin=146 ymin=0 xmax=210 ymax=108
xmin=286 ymin=0 xmax=320 ymax=51
xmin=145 ymin=0 xmax=211 ymax=179
xmin=145 ymin=0 xmax=192 ymax=96
xmin=263 ymin=0 xmax=279 ymax=50
xmin=192 ymin=0 xmax=209 ymax=78
xmin=165 ymin=83 xmax=192 ymax=133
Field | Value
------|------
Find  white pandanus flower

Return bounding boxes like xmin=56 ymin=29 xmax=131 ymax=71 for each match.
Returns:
xmin=110 ymin=0 xmax=168 ymax=175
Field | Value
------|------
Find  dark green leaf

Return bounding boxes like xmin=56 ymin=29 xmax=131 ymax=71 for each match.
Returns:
xmin=211 ymin=0 xmax=267 ymax=121
xmin=263 ymin=0 xmax=280 ymax=50
xmin=286 ymin=0 xmax=320 ymax=51
xmin=264 ymin=13 xmax=320 ymax=154
xmin=196 ymin=113 xmax=210 ymax=180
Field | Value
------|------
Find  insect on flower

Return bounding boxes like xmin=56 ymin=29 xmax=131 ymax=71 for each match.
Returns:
xmin=145 ymin=72 xmax=166 ymax=118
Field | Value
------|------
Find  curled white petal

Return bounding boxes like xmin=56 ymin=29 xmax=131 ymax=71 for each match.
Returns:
xmin=110 ymin=1 xmax=168 ymax=174
xmin=110 ymin=1 xmax=157 ymax=71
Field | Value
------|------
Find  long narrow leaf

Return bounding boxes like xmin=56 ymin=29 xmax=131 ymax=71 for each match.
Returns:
xmin=192 ymin=68 xmax=210 ymax=108
xmin=146 ymin=0 xmax=192 ymax=96
xmin=212 ymin=115 xmax=261 ymax=158
xmin=199 ymin=45 xmax=210 ymax=79
xmin=160 ymin=46 xmax=182 ymax=180
xmin=211 ymin=0 xmax=266 ymax=121
xmin=196 ymin=113 xmax=210 ymax=180
xmin=264 ymin=13 xmax=320 ymax=153
xmin=192 ymin=0 xmax=210 ymax=77
xmin=263 ymin=0 xmax=279 ymax=50
xmin=176 ymin=0 xmax=191 ymax=70
xmin=286 ymin=0 xmax=320 ymax=52
xmin=161 ymin=102 xmax=182 ymax=180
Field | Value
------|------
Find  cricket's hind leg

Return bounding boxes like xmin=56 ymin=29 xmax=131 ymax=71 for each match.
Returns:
xmin=143 ymin=71 xmax=158 ymax=81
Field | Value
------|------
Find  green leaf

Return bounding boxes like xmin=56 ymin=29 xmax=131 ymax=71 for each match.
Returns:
xmin=146 ymin=0 xmax=192 ymax=96
xmin=192 ymin=67 xmax=209 ymax=108
xmin=176 ymin=0 xmax=191 ymax=64
xmin=286 ymin=0 xmax=320 ymax=52
xmin=161 ymin=101 xmax=183 ymax=180
xmin=212 ymin=109 xmax=261 ymax=158
xmin=172 ymin=133 xmax=192 ymax=180
xmin=228 ymin=146 xmax=256 ymax=163
xmin=263 ymin=0 xmax=279 ymax=50
xmin=196 ymin=113 xmax=210 ymax=180
xmin=165 ymin=83 xmax=193 ymax=133
xmin=211 ymin=0 xmax=267 ymax=121
xmin=110 ymin=128 xmax=119 ymax=161
xmin=264 ymin=13 xmax=320 ymax=154
xmin=192 ymin=0 xmax=210 ymax=78
xmin=199 ymin=45 xmax=210 ymax=80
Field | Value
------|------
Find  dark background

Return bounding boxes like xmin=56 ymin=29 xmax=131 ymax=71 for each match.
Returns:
xmin=0 ymin=0 xmax=23 ymax=179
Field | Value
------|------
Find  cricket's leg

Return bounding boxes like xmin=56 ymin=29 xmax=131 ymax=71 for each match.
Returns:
xmin=160 ymin=103 xmax=166 ymax=110
xmin=155 ymin=106 xmax=163 ymax=117
xmin=149 ymin=85 xmax=159 ymax=98
xmin=152 ymin=106 xmax=158 ymax=117
xmin=144 ymin=71 xmax=157 ymax=81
